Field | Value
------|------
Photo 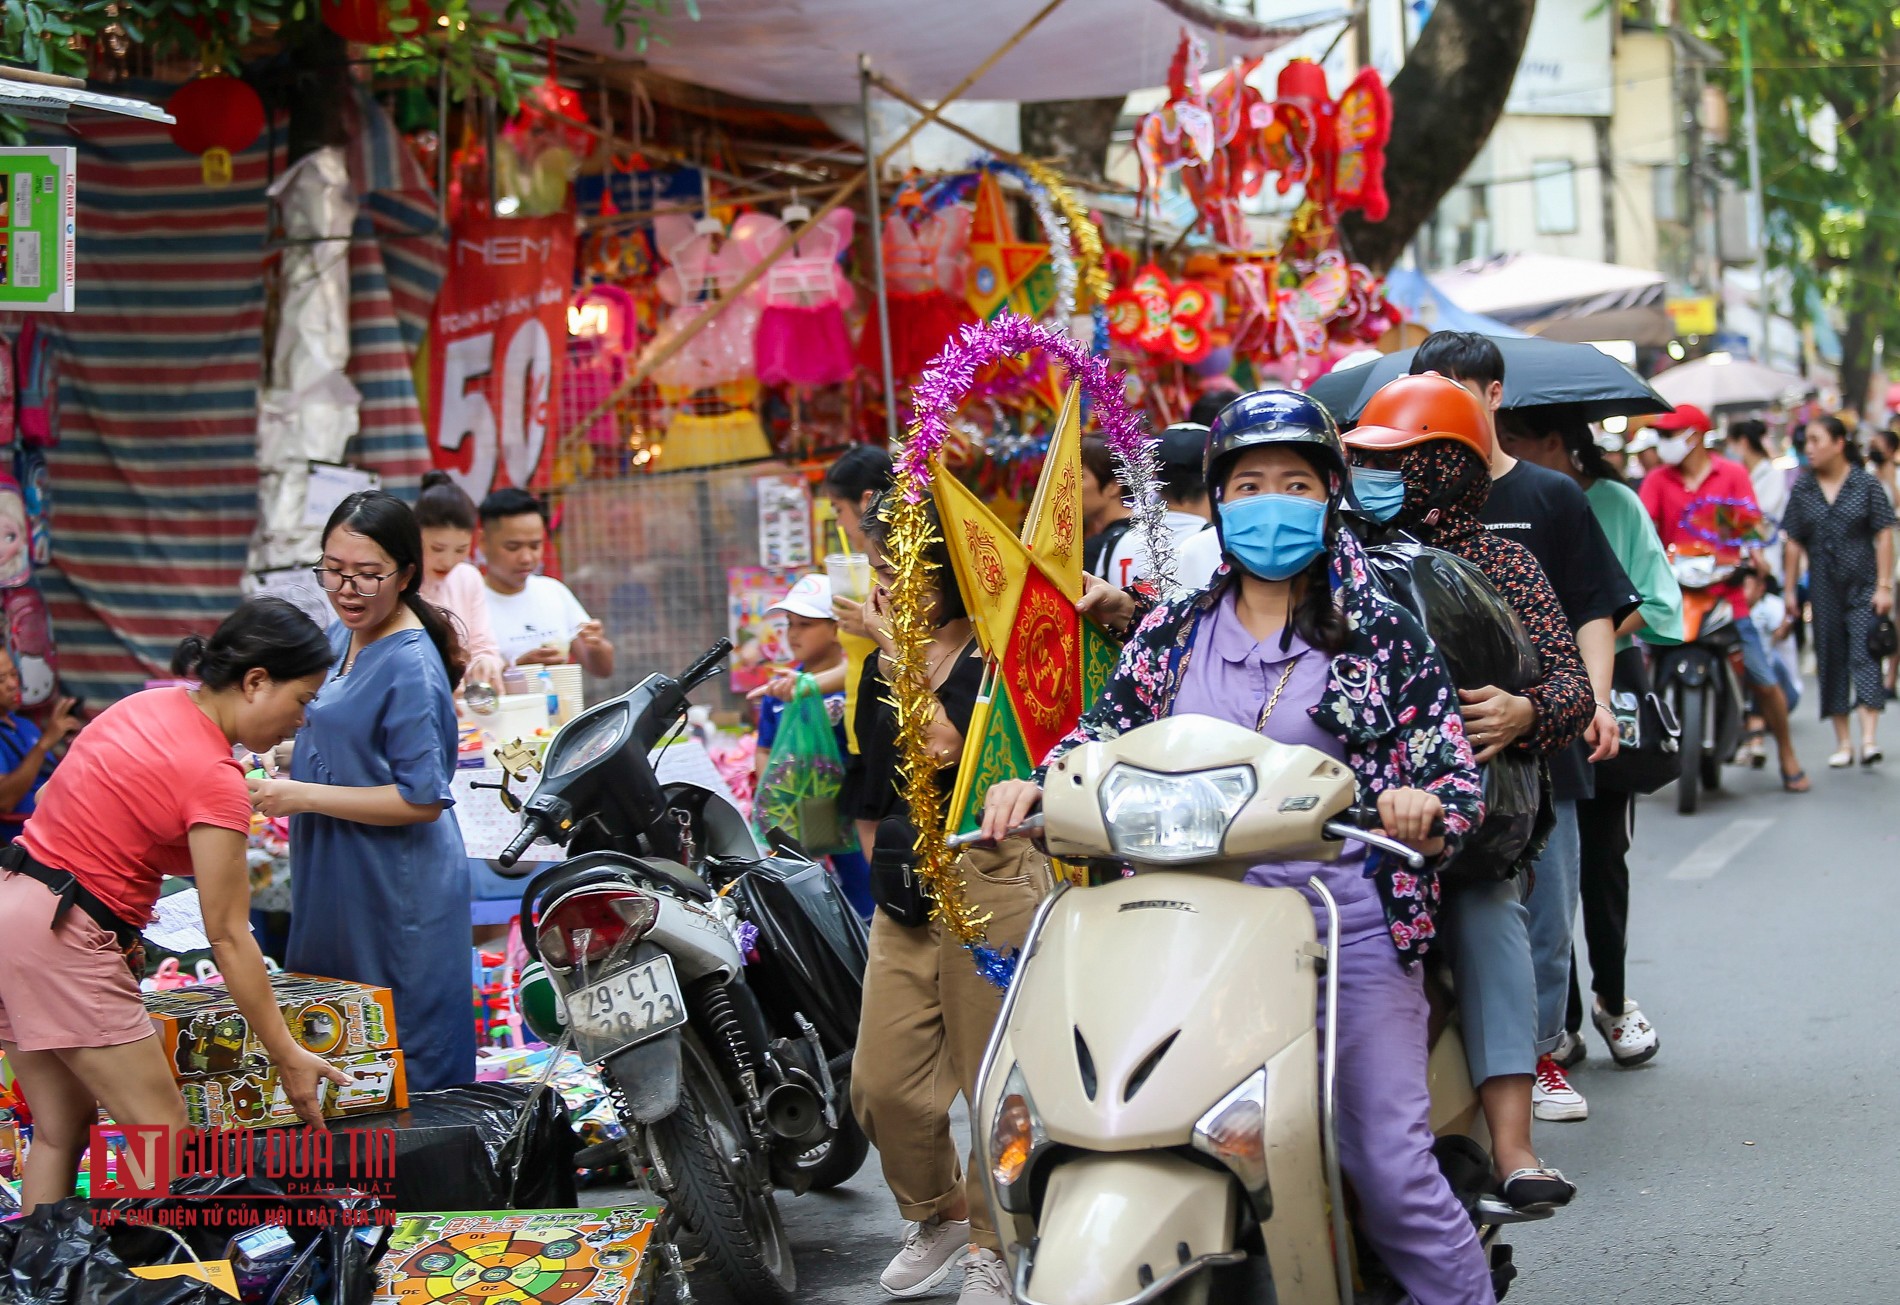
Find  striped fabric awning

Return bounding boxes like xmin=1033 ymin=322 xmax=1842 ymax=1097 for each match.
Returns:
xmin=34 ymin=102 xmax=441 ymax=702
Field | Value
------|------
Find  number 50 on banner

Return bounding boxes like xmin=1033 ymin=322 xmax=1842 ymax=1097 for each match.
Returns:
xmin=426 ymin=216 xmax=574 ymax=501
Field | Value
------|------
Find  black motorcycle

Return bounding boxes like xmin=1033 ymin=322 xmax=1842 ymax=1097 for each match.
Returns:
xmin=1652 ymin=550 xmax=1748 ymax=815
xmin=494 ymin=641 xmax=870 ymax=1304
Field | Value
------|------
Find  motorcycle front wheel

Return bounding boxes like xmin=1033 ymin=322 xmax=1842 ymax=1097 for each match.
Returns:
xmin=647 ymin=1029 xmax=797 ymax=1304
xmin=1677 ymin=685 xmax=1705 ymax=815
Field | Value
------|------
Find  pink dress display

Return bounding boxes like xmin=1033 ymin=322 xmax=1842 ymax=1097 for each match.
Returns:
xmin=858 ymin=205 xmax=974 ymax=378
xmin=643 ymin=212 xmax=775 ymax=392
xmin=751 ymin=209 xmax=857 ymax=387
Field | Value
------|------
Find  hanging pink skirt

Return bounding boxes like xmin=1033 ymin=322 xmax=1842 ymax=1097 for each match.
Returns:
xmin=755 ymin=303 xmax=854 ymax=387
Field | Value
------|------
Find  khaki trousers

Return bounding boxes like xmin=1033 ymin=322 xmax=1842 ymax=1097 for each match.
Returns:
xmin=850 ymin=838 xmax=1050 ymax=1252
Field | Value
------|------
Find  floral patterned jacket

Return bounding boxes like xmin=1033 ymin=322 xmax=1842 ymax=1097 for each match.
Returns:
xmin=1039 ymin=529 xmax=1484 ymax=963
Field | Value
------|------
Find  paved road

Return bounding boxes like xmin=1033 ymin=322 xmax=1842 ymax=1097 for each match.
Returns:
xmin=680 ymin=711 xmax=1891 ymax=1304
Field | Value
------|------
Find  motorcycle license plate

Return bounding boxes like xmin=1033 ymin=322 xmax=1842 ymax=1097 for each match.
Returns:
xmin=562 ymin=956 xmax=687 ymax=1055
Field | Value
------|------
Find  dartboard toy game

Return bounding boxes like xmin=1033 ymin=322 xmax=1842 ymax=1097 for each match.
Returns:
xmin=375 ymin=1208 xmax=664 ymax=1305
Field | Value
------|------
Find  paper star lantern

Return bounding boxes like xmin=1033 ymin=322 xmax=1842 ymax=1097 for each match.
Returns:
xmin=965 ymin=171 xmax=1050 ymax=321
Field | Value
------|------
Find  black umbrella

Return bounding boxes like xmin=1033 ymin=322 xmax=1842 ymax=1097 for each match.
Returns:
xmin=1305 ymin=336 xmax=1671 ymax=424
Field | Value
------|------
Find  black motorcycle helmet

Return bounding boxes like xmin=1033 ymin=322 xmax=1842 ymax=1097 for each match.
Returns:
xmin=1203 ymin=389 xmax=1349 ymax=552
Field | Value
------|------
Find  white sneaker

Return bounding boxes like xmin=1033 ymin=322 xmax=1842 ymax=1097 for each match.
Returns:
xmin=1593 ymin=999 xmax=1660 ymax=1067
xmin=1532 ymin=1054 xmax=1588 ymax=1122
xmin=957 ymin=1249 xmax=1013 ymax=1305
xmin=879 ymin=1217 xmax=971 ymax=1298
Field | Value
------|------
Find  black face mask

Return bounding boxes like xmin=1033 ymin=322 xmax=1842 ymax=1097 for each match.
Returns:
xmin=1873 ymin=446 xmax=1892 ymax=468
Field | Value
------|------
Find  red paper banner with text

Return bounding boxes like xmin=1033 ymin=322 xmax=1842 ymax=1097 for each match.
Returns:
xmin=425 ymin=215 xmax=574 ymax=502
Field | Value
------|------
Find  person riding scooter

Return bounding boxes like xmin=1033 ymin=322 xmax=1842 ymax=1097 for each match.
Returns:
xmin=982 ymin=389 xmax=1497 ymax=1305
xmin=1345 ymin=375 xmax=1593 ymax=1212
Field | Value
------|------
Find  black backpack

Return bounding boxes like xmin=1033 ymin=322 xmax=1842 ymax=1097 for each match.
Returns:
xmin=1363 ymin=537 xmax=1552 ymax=882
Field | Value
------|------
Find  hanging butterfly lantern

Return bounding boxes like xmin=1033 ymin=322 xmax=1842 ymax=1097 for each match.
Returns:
xmin=1262 ymin=59 xmax=1393 ymax=223
xmin=167 ymin=73 xmax=264 ymax=187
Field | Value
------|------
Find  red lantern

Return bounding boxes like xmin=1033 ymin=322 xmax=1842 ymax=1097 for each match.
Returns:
xmin=167 ymin=74 xmax=264 ymax=187
xmin=319 ymin=0 xmax=412 ymax=44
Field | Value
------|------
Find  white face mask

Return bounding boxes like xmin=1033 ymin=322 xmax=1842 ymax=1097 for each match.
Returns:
xmin=1655 ymin=434 xmax=1691 ymax=466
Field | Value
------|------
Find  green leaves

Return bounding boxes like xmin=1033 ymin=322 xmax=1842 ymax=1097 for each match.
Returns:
xmin=0 ymin=0 xmax=688 ymax=95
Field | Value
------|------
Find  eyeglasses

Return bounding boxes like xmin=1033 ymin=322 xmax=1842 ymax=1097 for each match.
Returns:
xmin=312 ymin=568 xmax=397 ymax=596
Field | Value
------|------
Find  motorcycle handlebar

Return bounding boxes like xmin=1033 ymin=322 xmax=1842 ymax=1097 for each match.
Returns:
xmin=497 ymin=815 xmax=543 ymax=870
xmin=679 ymin=640 xmax=733 ymax=694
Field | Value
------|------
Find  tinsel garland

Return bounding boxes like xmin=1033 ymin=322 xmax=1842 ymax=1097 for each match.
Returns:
xmin=889 ymin=314 xmax=1164 ymax=977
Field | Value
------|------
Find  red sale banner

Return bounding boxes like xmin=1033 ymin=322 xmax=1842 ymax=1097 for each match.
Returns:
xmin=425 ymin=215 xmax=574 ymax=501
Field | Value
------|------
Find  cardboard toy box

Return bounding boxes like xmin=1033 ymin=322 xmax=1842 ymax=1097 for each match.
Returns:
xmin=145 ymin=972 xmax=399 ymax=1080
xmin=180 ymin=1047 xmax=409 ymax=1131
xmin=375 ymin=1207 xmax=664 ymax=1305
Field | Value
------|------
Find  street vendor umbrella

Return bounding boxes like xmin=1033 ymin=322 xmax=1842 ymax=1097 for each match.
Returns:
xmin=1650 ymin=353 xmax=1812 ymax=413
xmin=1306 ymin=335 xmax=1671 ymax=424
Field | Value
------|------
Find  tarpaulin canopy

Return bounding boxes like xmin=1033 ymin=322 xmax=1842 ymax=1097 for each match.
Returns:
xmin=1430 ymin=251 xmax=1671 ymax=346
xmin=576 ymin=0 xmax=1345 ymax=105
xmin=1650 ymin=353 xmax=1814 ymax=412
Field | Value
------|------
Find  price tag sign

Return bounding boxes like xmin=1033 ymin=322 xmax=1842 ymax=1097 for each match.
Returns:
xmin=425 ymin=216 xmax=574 ymax=500
xmin=0 ymin=147 xmax=75 ymax=312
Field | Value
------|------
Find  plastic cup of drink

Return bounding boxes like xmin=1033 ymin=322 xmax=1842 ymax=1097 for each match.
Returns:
xmin=826 ymin=553 xmax=872 ymax=604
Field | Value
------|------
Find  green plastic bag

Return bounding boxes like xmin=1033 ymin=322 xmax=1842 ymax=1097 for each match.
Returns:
xmin=754 ymin=674 xmax=858 ymax=855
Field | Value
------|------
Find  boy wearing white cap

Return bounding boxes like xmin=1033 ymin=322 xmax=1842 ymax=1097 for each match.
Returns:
xmin=748 ymin=574 xmax=871 ymax=916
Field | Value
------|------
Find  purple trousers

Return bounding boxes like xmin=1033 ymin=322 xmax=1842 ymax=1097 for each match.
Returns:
xmin=1324 ymin=925 xmax=1496 ymax=1305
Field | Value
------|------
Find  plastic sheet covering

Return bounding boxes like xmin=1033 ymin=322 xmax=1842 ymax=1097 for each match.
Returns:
xmin=247 ymin=146 xmax=362 ymax=578
xmin=1364 ymin=538 xmax=1552 ymax=881
xmin=325 ymin=1081 xmax=582 ymax=1211
xmin=0 ymin=1197 xmax=221 ymax=1305
xmin=103 ymin=1176 xmax=385 ymax=1305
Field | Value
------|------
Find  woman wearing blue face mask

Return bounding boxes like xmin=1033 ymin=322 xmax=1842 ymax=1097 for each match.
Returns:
xmin=981 ymin=391 xmax=1497 ymax=1305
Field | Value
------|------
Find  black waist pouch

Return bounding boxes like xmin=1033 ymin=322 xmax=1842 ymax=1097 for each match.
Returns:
xmin=869 ymin=815 xmax=935 ymax=929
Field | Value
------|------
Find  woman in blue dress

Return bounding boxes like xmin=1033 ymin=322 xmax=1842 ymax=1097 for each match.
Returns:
xmin=248 ymin=491 xmax=474 ymax=1091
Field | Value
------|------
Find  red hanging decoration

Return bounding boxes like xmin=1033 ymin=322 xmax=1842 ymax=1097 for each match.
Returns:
xmin=319 ymin=0 xmax=410 ymax=44
xmin=166 ymin=73 xmax=264 ymax=187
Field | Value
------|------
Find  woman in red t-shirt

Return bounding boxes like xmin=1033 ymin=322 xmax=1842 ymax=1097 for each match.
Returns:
xmin=0 ymin=598 xmax=349 ymax=1209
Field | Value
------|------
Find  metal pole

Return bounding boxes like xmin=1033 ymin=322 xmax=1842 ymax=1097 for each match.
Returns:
xmin=1738 ymin=0 xmax=1768 ymax=357
xmin=861 ymin=55 xmax=901 ymax=449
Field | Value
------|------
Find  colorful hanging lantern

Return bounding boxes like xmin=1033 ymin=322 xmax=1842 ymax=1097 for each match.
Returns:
xmin=319 ymin=0 xmax=410 ymax=44
xmin=1105 ymin=263 xmax=1215 ymax=364
xmin=167 ymin=73 xmax=264 ymax=187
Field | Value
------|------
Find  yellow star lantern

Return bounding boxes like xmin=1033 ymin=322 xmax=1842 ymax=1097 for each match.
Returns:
xmin=965 ymin=170 xmax=1051 ymax=321
xmin=936 ymin=384 xmax=1120 ymax=833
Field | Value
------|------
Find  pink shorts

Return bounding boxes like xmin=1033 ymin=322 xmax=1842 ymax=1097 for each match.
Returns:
xmin=0 ymin=869 xmax=155 ymax=1051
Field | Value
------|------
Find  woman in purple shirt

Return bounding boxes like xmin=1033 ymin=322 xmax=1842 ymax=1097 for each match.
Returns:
xmin=982 ymin=391 xmax=1495 ymax=1305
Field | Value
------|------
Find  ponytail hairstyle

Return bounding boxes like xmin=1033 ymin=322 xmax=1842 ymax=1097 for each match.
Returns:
xmin=415 ymin=470 xmax=479 ymax=532
xmin=1813 ymin=413 xmax=1862 ymax=468
xmin=320 ymin=490 xmax=469 ymax=685
xmin=172 ymin=596 xmax=334 ymax=689
xmin=1550 ymin=408 xmax=1625 ymax=486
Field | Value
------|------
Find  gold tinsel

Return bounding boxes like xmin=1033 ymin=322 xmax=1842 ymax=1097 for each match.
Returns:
xmin=883 ymin=483 xmax=994 ymax=947
xmin=1023 ymin=158 xmax=1111 ymax=311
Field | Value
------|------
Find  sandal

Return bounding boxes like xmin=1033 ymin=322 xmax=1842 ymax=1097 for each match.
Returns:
xmin=1499 ymin=1167 xmax=1577 ymax=1213
xmin=1828 ymin=750 xmax=1855 ymax=769
xmin=1781 ymin=769 xmax=1811 ymax=793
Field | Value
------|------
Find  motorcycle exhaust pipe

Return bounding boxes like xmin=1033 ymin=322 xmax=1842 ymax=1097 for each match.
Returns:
xmin=762 ymin=1081 xmax=829 ymax=1149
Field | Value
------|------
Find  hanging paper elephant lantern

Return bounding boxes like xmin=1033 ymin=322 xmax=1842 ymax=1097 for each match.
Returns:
xmin=167 ymin=73 xmax=264 ymax=187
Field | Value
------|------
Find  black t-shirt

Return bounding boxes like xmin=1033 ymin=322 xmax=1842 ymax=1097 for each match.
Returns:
xmin=1480 ymin=460 xmax=1640 ymax=802
xmin=852 ymin=639 xmax=985 ymax=824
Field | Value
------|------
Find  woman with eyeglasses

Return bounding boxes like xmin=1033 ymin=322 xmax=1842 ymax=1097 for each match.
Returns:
xmin=246 ymin=491 xmax=473 ymax=1091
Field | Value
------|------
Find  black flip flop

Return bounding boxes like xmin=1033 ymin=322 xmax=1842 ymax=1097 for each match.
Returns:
xmin=1499 ymin=1167 xmax=1577 ymax=1213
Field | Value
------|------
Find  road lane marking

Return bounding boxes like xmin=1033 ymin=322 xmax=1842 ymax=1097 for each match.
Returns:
xmin=1666 ymin=817 xmax=1774 ymax=880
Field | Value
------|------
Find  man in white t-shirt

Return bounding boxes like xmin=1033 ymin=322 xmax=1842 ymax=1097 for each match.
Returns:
xmin=478 ymin=487 xmax=615 ymax=677
xmin=1100 ymin=423 xmax=1216 ymax=590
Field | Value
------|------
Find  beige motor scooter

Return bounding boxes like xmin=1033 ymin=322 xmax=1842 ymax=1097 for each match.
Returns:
xmin=965 ymin=714 xmax=1534 ymax=1305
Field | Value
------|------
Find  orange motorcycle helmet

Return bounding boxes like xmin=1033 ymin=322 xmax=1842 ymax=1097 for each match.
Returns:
xmin=1340 ymin=373 xmax=1495 ymax=464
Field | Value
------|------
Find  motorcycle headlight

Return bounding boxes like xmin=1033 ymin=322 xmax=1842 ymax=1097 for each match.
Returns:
xmin=1191 ymin=1067 xmax=1271 ymax=1215
xmin=1099 ymin=764 xmax=1255 ymax=863
xmin=989 ymin=1063 xmax=1047 ymax=1210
